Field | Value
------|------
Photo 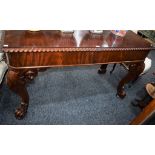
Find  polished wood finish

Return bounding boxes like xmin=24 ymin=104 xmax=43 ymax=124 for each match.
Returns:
xmin=3 ymin=30 xmax=151 ymax=48
xmin=2 ymin=30 xmax=153 ymax=119
xmin=3 ymin=30 xmax=151 ymax=68
xmin=6 ymin=69 xmax=38 ymax=119
xmin=130 ymin=99 xmax=155 ymax=125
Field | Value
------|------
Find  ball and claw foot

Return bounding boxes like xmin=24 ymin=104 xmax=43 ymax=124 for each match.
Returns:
xmin=116 ymin=90 xmax=126 ymax=99
xmin=98 ymin=69 xmax=106 ymax=74
xmin=15 ymin=103 xmax=28 ymax=120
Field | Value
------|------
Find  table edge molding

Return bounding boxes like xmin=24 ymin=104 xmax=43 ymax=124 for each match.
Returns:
xmin=2 ymin=47 xmax=153 ymax=53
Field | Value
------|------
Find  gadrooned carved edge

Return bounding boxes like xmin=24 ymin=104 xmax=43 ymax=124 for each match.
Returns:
xmin=2 ymin=47 xmax=153 ymax=53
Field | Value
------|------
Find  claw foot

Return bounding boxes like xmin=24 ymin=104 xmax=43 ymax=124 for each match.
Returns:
xmin=116 ymin=90 xmax=126 ymax=99
xmin=15 ymin=103 xmax=28 ymax=120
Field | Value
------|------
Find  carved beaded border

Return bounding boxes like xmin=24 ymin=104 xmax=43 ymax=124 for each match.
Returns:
xmin=2 ymin=47 xmax=152 ymax=53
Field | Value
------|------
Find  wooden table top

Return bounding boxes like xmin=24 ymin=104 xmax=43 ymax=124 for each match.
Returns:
xmin=3 ymin=30 xmax=152 ymax=51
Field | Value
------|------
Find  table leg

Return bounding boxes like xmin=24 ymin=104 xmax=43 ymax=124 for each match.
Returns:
xmin=117 ymin=62 xmax=145 ymax=99
xmin=98 ymin=64 xmax=108 ymax=74
xmin=6 ymin=69 xmax=38 ymax=119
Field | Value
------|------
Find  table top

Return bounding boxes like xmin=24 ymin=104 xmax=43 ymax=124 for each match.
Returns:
xmin=2 ymin=30 xmax=152 ymax=52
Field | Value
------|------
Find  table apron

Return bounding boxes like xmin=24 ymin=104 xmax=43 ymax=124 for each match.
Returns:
xmin=5 ymin=50 xmax=149 ymax=68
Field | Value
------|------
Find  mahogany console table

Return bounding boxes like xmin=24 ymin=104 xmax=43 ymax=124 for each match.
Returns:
xmin=2 ymin=30 xmax=154 ymax=119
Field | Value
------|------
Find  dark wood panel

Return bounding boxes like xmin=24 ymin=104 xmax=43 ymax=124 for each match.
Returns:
xmin=93 ymin=50 xmax=148 ymax=63
xmin=7 ymin=50 xmax=149 ymax=68
xmin=3 ymin=30 xmax=151 ymax=48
